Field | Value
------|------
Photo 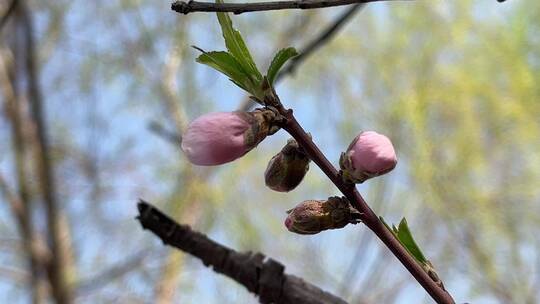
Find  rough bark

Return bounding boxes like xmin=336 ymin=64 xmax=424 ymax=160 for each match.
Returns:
xmin=137 ymin=200 xmax=347 ymax=304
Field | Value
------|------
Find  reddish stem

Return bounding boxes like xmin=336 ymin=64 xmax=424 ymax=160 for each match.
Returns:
xmin=281 ymin=109 xmax=455 ymax=304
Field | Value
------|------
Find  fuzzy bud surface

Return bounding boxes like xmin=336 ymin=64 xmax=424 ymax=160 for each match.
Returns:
xmin=284 ymin=197 xmax=361 ymax=235
xmin=181 ymin=109 xmax=279 ymax=166
xmin=339 ymin=131 xmax=397 ymax=183
xmin=264 ymin=138 xmax=310 ymax=192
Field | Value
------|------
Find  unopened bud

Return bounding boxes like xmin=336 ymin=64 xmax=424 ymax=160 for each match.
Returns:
xmin=339 ymin=131 xmax=397 ymax=183
xmin=264 ymin=138 xmax=310 ymax=192
xmin=284 ymin=196 xmax=361 ymax=235
xmin=181 ymin=109 xmax=280 ymax=166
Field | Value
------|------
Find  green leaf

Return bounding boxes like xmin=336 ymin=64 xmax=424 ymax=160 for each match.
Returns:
xmin=380 ymin=216 xmax=397 ymax=237
xmin=266 ymin=47 xmax=298 ymax=84
xmin=215 ymin=0 xmax=262 ymax=83
xmin=392 ymin=224 xmax=399 ymax=235
xmin=396 ymin=218 xmax=428 ymax=265
xmin=195 ymin=50 xmax=254 ymax=93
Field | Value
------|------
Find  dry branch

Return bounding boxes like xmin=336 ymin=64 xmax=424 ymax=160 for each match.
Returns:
xmin=136 ymin=200 xmax=347 ymax=304
xmin=172 ymin=0 xmax=409 ymax=15
xmin=0 ymin=0 xmax=17 ymax=30
xmin=18 ymin=2 xmax=73 ymax=303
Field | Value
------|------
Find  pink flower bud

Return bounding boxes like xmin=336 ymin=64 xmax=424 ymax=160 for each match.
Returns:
xmin=339 ymin=131 xmax=397 ymax=183
xmin=284 ymin=196 xmax=361 ymax=235
xmin=181 ymin=109 xmax=279 ymax=166
xmin=264 ymin=138 xmax=310 ymax=192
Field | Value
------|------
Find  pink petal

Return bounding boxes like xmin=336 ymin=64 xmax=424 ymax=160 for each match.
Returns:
xmin=284 ymin=217 xmax=293 ymax=230
xmin=181 ymin=112 xmax=249 ymax=166
xmin=349 ymin=131 xmax=397 ymax=174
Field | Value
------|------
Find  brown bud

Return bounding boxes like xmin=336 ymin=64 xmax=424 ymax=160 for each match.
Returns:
xmin=243 ymin=108 xmax=281 ymax=148
xmin=264 ymin=138 xmax=310 ymax=192
xmin=284 ymin=196 xmax=361 ymax=235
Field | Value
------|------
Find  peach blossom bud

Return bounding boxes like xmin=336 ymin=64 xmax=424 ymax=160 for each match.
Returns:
xmin=264 ymin=138 xmax=310 ymax=192
xmin=284 ymin=196 xmax=361 ymax=235
xmin=339 ymin=131 xmax=397 ymax=183
xmin=181 ymin=109 xmax=279 ymax=166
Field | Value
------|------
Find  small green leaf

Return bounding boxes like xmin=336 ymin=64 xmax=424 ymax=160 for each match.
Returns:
xmin=396 ymin=218 xmax=428 ymax=265
xmin=380 ymin=216 xmax=397 ymax=237
xmin=195 ymin=49 xmax=254 ymax=93
xmin=392 ymin=224 xmax=399 ymax=235
xmin=216 ymin=0 xmax=262 ymax=83
xmin=266 ymin=47 xmax=298 ymax=84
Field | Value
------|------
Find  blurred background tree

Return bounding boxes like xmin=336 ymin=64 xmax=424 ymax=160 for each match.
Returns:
xmin=0 ymin=0 xmax=538 ymax=303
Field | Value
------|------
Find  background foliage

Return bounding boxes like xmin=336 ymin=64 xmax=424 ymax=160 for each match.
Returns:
xmin=0 ymin=1 xmax=539 ymax=303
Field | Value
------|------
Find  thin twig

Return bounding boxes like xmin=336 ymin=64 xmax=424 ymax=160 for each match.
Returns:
xmin=238 ymin=2 xmax=363 ymax=112
xmin=18 ymin=2 xmax=73 ymax=303
xmin=148 ymin=120 xmax=182 ymax=145
xmin=238 ymin=2 xmax=364 ymax=111
xmin=151 ymin=7 xmax=325 ymax=138
xmin=136 ymin=200 xmax=347 ymax=304
xmin=0 ymin=0 xmax=17 ymax=30
xmin=172 ymin=0 xmax=409 ymax=15
xmin=278 ymin=3 xmax=365 ymax=78
xmin=150 ymin=3 xmax=363 ymax=140
xmin=0 ymin=40 xmax=49 ymax=304
xmin=75 ymin=249 xmax=156 ymax=296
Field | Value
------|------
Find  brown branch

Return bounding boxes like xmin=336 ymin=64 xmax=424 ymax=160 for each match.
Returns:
xmin=275 ymin=105 xmax=455 ymax=303
xmin=0 ymin=47 xmax=48 ymax=304
xmin=172 ymin=0 xmax=410 ymax=15
xmin=0 ymin=0 xmax=17 ymax=30
xmin=136 ymin=200 xmax=347 ymax=304
xmin=167 ymin=2 xmax=453 ymax=302
xmin=17 ymin=2 xmax=73 ymax=303
xmin=0 ymin=175 xmax=51 ymax=300
xmin=0 ymin=175 xmax=26 ymax=239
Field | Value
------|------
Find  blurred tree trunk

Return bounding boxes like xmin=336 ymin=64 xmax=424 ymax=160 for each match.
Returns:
xmin=2 ymin=1 xmax=76 ymax=303
xmin=0 ymin=49 xmax=48 ymax=302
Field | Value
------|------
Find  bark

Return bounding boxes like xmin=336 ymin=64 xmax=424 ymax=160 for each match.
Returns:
xmin=172 ymin=0 xmax=408 ymax=15
xmin=137 ymin=200 xmax=348 ymax=304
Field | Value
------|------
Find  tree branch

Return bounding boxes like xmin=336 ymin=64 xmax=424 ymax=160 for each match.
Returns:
xmin=151 ymin=4 xmax=364 ymax=138
xmin=172 ymin=0 xmax=409 ymax=15
xmin=278 ymin=3 xmax=364 ymax=78
xmin=275 ymin=104 xmax=455 ymax=303
xmin=0 ymin=45 xmax=49 ymax=304
xmin=136 ymin=200 xmax=347 ymax=304
xmin=75 ymin=249 xmax=155 ymax=296
xmin=0 ymin=0 xmax=17 ymax=31
xmin=148 ymin=120 xmax=182 ymax=145
xmin=239 ymin=2 xmax=365 ymax=111
xmin=18 ymin=2 xmax=73 ymax=303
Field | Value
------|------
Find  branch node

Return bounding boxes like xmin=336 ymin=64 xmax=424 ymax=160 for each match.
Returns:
xmin=258 ymin=258 xmax=285 ymax=303
xmin=137 ymin=200 xmax=348 ymax=304
xmin=171 ymin=1 xmax=193 ymax=15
